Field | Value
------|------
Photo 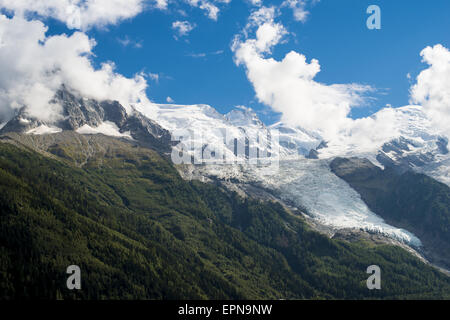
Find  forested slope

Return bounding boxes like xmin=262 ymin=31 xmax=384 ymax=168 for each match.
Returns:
xmin=0 ymin=135 xmax=449 ymax=299
xmin=331 ymin=157 xmax=450 ymax=270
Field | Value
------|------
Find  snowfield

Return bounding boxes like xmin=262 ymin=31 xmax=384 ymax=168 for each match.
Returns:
xmin=187 ymin=159 xmax=423 ymax=247
xmin=137 ymin=102 xmax=446 ymax=247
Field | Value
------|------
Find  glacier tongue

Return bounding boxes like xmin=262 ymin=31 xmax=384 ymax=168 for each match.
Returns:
xmin=138 ymin=102 xmax=428 ymax=247
xmin=189 ymin=159 xmax=422 ymax=247
xmin=258 ymin=160 xmax=422 ymax=246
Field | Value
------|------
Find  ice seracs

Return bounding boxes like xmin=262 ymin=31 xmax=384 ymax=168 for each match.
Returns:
xmin=141 ymin=103 xmax=322 ymax=162
xmin=141 ymin=102 xmax=428 ymax=247
xmin=1 ymin=88 xmax=445 ymax=248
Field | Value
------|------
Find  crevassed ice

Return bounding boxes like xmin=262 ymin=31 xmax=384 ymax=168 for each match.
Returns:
xmin=199 ymin=159 xmax=423 ymax=247
xmin=142 ymin=103 xmax=424 ymax=247
xmin=254 ymin=160 xmax=422 ymax=246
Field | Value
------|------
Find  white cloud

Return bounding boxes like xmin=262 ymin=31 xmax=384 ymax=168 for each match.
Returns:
xmin=281 ymin=0 xmax=309 ymax=22
xmin=172 ymin=20 xmax=196 ymax=38
xmin=187 ymin=52 xmax=207 ymax=58
xmin=248 ymin=0 xmax=263 ymax=6
xmin=410 ymin=44 xmax=450 ymax=137
xmin=153 ymin=0 xmax=169 ymax=10
xmin=233 ymin=7 xmax=372 ymax=141
xmin=0 ymin=14 xmax=152 ymax=122
xmin=187 ymin=50 xmax=223 ymax=58
xmin=117 ymin=35 xmax=143 ymax=48
xmin=0 ymin=0 xmax=233 ymax=32
xmin=245 ymin=6 xmax=277 ymax=30
xmin=200 ymin=2 xmax=220 ymax=20
xmin=166 ymin=96 xmax=175 ymax=103
xmin=233 ymin=7 xmax=450 ymax=158
xmin=148 ymin=73 xmax=160 ymax=82
xmin=185 ymin=0 xmax=231 ymax=21
xmin=0 ymin=0 xmax=148 ymax=30
xmin=230 ymin=7 xmax=423 ymax=157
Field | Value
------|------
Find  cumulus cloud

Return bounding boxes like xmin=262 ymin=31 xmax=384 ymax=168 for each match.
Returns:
xmin=0 ymin=0 xmax=233 ymax=31
xmin=281 ymin=0 xmax=309 ymax=22
xmin=410 ymin=44 xmax=450 ymax=137
xmin=0 ymin=0 xmax=148 ymax=30
xmin=0 ymin=14 xmax=151 ymax=122
xmin=233 ymin=6 xmax=450 ymax=157
xmin=245 ymin=6 xmax=277 ymax=29
xmin=185 ymin=0 xmax=231 ymax=21
xmin=233 ymin=7 xmax=372 ymax=142
xmin=248 ymin=0 xmax=263 ymax=6
xmin=153 ymin=0 xmax=169 ymax=10
xmin=172 ymin=20 xmax=196 ymax=38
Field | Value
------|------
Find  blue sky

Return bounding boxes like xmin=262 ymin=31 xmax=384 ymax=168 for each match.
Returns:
xmin=37 ymin=0 xmax=450 ymax=124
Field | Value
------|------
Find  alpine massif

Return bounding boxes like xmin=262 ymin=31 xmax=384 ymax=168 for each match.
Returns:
xmin=0 ymin=88 xmax=449 ymax=299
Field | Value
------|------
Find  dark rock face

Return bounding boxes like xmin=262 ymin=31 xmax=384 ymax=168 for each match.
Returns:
xmin=437 ymin=137 xmax=449 ymax=155
xmin=305 ymin=140 xmax=328 ymax=159
xmin=54 ymin=89 xmax=106 ymax=130
xmin=123 ymin=110 xmax=174 ymax=151
xmin=305 ymin=149 xmax=319 ymax=159
xmin=101 ymin=101 xmax=128 ymax=128
xmin=0 ymin=113 xmax=45 ymax=134
xmin=330 ymin=157 xmax=380 ymax=178
xmin=330 ymin=157 xmax=450 ymax=271
xmin=0 ymin=87 xmax=172 ymax=153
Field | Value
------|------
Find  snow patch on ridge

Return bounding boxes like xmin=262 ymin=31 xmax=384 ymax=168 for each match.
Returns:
xmin=26 ymin=125 xmax=62 ymax=135
xmin=76 ymin=121 xmax=132 ymax=139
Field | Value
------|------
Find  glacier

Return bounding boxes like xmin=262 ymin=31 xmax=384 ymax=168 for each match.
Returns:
xmin=7 ymin=87 xmax=444 ymax=248
xmin=135 ymin=102 xmax=449 ymax=247
xmin=185 ymin=159 xmax=423 ymax=247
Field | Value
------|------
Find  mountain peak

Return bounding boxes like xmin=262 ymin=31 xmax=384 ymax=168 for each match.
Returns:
xmin=226 ymin=106 xmax=265 ymax=128
xmin=0 ymin=87 xmax=172 ymax=153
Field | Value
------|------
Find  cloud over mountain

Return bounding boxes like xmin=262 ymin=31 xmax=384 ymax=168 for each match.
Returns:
xmin=0 ymin=0 xmax=147 ymax=30
xmin=0 ymin=14 xmax=151 ymax=121
xmin=232 ymin=6 xmax=373 ymax=142
xmin=410 ymin=44 xmax=450 ymax=137
xmin=231 ymin=5 xmax=450 ymax=157
xmin=0 ymin=1 xmax=449 ymax=161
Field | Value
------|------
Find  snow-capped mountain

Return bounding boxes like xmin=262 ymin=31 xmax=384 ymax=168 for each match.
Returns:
xmin=0 ymin=87 xmax=173 ymax=152
xmin=182 ymin=159 xmax=423 ymax=247
xmin=303 ymin=105 xmax=450 ymax=187
xmin=270 ymin=122 xmax=323 ymax=158
xmin=374 ymin=106 xmax=450 ymax=186
xmin=1 ymin=88 xmax=448 ymax=252
xmin=356 ymin=106 xmax=449 ymax=186
xmin=137 ymin=103 xmax=322 ymax=163
xmin=133 ymin=102 xmax=449 ymax=248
